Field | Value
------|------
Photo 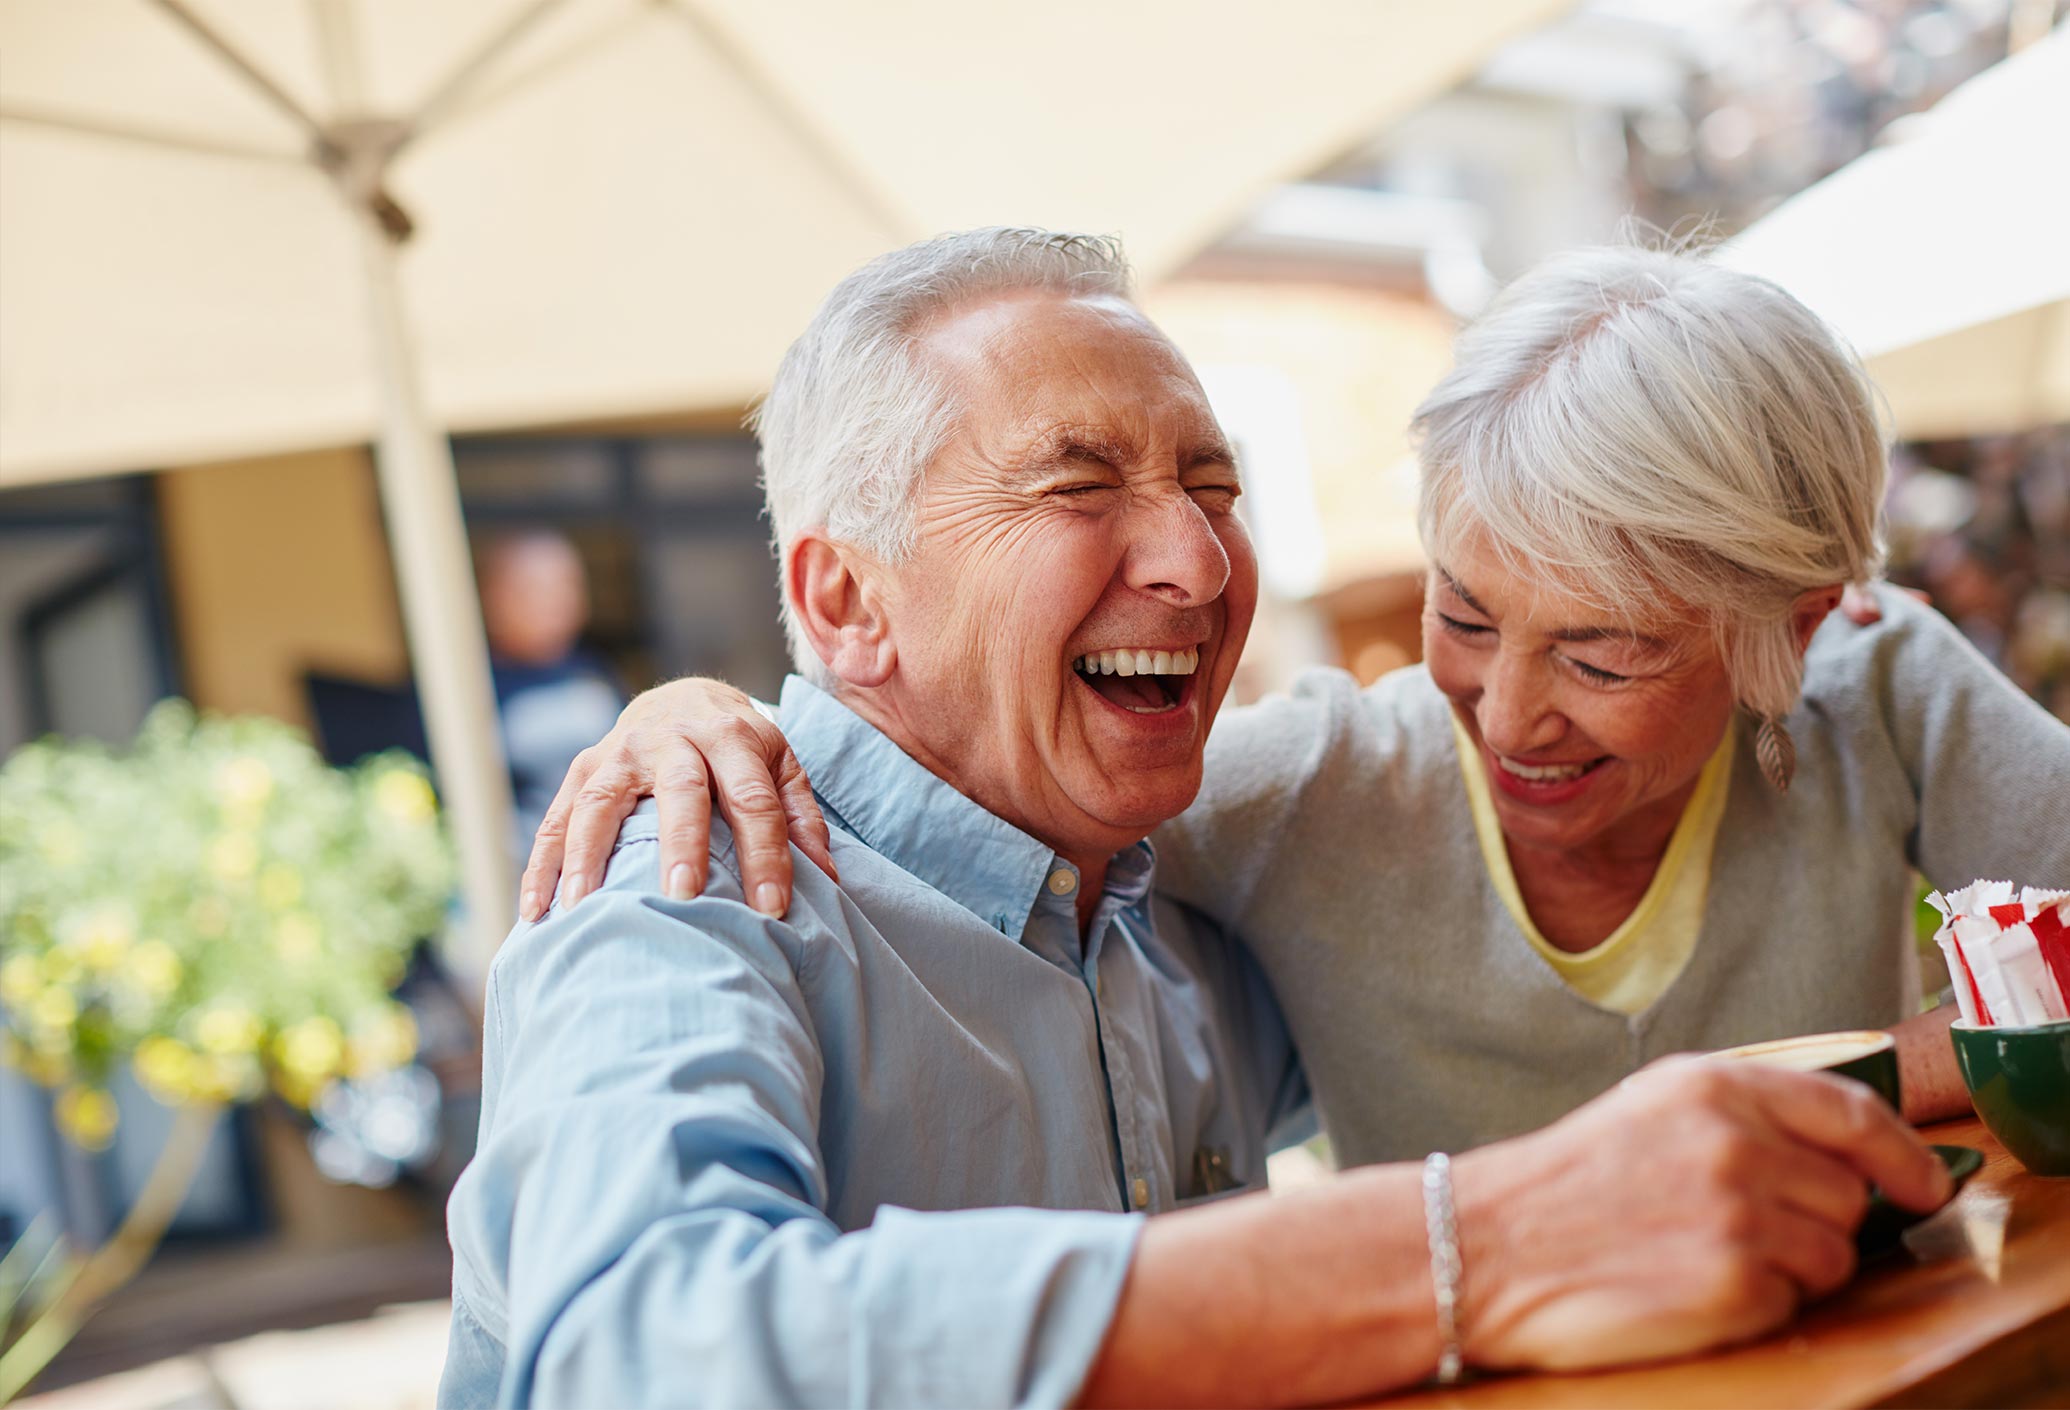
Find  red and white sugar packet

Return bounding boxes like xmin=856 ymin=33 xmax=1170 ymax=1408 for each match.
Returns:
xmin=1928 ymin=881 xmax=2070 ymax=1027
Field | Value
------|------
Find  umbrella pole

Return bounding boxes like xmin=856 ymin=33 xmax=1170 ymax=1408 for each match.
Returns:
xmin=353 ymin=216 xmax=517 ymax=985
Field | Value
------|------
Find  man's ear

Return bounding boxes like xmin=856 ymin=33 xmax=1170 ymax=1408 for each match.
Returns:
xmin=788 ymin=535 xmax=896 ymax=688
xmin=1790 ymin=583 xmax=1845 ymax=656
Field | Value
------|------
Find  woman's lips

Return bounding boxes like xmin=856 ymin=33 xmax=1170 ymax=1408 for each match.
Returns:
xmin=1485 ymin=746 xmax=1610 ymax=805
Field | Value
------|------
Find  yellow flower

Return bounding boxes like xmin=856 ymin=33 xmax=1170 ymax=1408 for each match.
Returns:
xmin=272 ymin=1069 xmax=324 ymax=1110
xmin=6 ymin=1034 xmax=72 ymax=1086
xmin=30 ymin=985 xmax=78 ymax=1036
xmin=55 ymin=1085 xmax=119 ymax=1150
xmin=0 ymin=953 xmax=41 ymax=1008
xmin=214 ymin=755 xmax=275 ymax=815
xmin=273 ymin=912 xmax=322 ymax=964
xmin=277 ymin=1015 xmax=344 ymax=1082
xmin=41 ymin=947 xmax=83 ymax=986
xmin=196 ymin=1004 xmax=264 ymax=1056
xmin=208 ymin=832 xmax=259 ymax=883
xmin=134 ymin=1036 xmax=201 ymax=1103
xmin=129 ymin=940 xmax=183 ymax=999
xmin=373 ymin=769 xmax=437 ymax=827
xmin=348 ymin=1005 xmax=419 ymax=1076
xmin=258 ymin=864 xmax=303 ymax=910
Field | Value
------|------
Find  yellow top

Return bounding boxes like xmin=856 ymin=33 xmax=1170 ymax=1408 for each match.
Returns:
xmin=1451 ymin=716 xmax=1736 ymax=1016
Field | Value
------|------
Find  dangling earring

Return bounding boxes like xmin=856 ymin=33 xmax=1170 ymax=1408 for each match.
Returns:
xmin=1755 ymin=715 xmax=1796 ymax=793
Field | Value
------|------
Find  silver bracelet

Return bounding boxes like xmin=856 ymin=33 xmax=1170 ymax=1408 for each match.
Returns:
xmin=1421 ymin=1152 xmax=1465 ymax=1385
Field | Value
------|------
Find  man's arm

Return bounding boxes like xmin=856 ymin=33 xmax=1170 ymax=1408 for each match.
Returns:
xmin=1081 ymin=1056 xmax=1949 ymax=1405
xmin=454 ymin=854 xmax=1138 ymax=1409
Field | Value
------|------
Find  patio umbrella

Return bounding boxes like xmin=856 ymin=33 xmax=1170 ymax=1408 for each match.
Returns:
xmin=1724 ymin=27 xmax=2070 ymax=441
xmin=0 ymin=0 xmax=1568 ymax=971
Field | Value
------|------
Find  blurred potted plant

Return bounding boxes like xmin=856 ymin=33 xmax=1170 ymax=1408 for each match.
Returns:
xmin=0 ymin=701 xmax=454 ymax=1397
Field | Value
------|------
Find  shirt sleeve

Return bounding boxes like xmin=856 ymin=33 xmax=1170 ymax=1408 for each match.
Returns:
xmin=1840 ymin=588 xmax=2070 ymax=889
xmin=449 ymin=836 xmax=1141 ymax=1409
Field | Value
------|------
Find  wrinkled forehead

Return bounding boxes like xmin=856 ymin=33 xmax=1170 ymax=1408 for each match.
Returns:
xmin=916 ymin=291 xmax=1232 ymax=473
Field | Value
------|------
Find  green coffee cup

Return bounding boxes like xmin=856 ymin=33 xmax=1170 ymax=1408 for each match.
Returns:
xmin=1711 ymin=1029 xmax=1902 ymax=1111
xmin=1950 ymin=1018 xmax=2070 ymax=1176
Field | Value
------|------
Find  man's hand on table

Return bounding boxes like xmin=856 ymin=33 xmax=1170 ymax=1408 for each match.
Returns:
xmin=1079 ymin=1055 xmax=1951 ymax=1404
xmin=1454 ymin=1056 xmax=1953 ymax=1373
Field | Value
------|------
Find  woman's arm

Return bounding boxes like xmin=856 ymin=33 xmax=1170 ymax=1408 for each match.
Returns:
xmin=1838 ymin=589 xmax=2069 ymax=1122
xmin=517 ymin=678 xmax=834 ymax=921
xmin=1889 ymin=1004 xmax=1968 ymax=1123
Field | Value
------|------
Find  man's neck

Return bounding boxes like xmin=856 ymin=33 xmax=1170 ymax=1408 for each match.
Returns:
xmin=835 ymin=684 xmax=1120 ymax=940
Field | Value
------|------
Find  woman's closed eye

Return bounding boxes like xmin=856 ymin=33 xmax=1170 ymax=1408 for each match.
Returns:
xmin=1562 ymin=656 xmax=1631 ymax=686
xmin=1436 ymin=613 xmax=1491 ymax=639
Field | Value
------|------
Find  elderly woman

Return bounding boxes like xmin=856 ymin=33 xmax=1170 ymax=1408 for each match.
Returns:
xmin=518 ymin=245 xmax=2070 ymax=1162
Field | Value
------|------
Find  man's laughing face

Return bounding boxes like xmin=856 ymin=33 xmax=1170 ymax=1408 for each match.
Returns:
xmin=860 ymin=289 xmax=1257 ymax=867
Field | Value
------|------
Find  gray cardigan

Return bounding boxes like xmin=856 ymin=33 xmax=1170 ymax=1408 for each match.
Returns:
xmin=1155 ymin=588 xmax=2070 ymax=1165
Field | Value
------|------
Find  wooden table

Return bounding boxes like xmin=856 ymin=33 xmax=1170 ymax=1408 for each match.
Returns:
xmin=1371 ymin=1118 xmax=2070 ymax=1409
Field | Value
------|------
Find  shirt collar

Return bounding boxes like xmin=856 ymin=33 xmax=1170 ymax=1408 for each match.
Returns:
xmin=781 ymin=676 xmax=1150 ymax=940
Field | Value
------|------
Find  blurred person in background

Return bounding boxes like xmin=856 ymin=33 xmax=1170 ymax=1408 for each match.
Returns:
xmin=475 ymin=529 xmax=625 ymax=853
xmin=526 ymin=243 xmax=2070 ymax=1169
xmin=440 ymin=230 xmax=1950 ymax=1408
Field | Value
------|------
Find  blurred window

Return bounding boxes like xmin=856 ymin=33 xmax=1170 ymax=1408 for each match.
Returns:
xmin=455 ymin=434 xmax=789 ymax=701
xmin=456 ymin=443 xmax=616 ymax=508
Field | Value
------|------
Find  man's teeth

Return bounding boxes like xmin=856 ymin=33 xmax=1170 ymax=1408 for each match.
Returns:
xmin=1496 ymin=756 xmax=1595 ymax=782
xmin=1074 ymin=647 xmax=1200 ymax=677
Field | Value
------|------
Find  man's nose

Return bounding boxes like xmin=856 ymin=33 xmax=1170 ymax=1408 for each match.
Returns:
xmin=1123 ymin=488 xmax=1230 ymax=606
xmin=1476 ymin=650 xmax=1565 ymax=755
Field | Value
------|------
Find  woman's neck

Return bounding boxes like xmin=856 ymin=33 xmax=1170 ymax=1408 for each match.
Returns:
xmin=1504 ymin=778 xmax=1700 ymax=952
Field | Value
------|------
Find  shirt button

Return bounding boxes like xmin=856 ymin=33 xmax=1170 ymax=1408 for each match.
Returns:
xmin=1047 ymin=869 xmax=1076 ymax=896
xmin=1131 ymin=1176 xmax=1149 ymax=1210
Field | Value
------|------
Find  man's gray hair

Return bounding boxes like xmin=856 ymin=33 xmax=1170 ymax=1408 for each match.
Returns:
xmin=753 ymin=227 xmax=1135 ymax=675
xmin=1413 ymin=243 xmax=1889 ymax=740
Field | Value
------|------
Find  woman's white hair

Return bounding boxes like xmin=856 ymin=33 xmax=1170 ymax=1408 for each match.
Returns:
xmin=753 ymin=227 xmax=1134 ymax=676
xmin=1412 ymin=243 xmax=1890 ymax=786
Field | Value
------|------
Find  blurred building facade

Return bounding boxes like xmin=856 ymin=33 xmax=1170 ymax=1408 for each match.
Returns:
xmin=1182 ymin=0 xmax=2066 ymax=693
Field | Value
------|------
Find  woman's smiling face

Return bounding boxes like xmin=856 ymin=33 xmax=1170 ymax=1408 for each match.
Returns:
xmin=1421 ymin=531 xmax=1738 ymax=859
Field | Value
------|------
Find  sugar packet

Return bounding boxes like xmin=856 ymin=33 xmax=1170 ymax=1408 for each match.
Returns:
xmin=1928 ymin=880 xmax=2070 ymax=1027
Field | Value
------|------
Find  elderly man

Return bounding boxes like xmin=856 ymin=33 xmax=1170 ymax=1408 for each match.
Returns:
xmin=441 ymin=229 xmax=1946 ymax=1408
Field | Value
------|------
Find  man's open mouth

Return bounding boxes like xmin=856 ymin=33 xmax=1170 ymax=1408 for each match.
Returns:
xmin=1072 ymin=647 xmax=1199 ymax=715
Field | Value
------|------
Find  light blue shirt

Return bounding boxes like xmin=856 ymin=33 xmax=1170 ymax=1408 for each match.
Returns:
xmin=441 ymin=677 xmax=1307 ymax=1408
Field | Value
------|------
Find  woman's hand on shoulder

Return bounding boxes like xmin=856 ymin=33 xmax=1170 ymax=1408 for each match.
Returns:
xmin=518 ymin=678 xmax=835 ymax=923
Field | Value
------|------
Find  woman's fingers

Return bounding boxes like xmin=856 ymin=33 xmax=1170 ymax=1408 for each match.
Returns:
xmin=1839 ymin=582 xmax=1883 ymax=625
xmin=652 ymin=741 xmax=715 ymax=903
xmin=776 ymin=748 xmax=838 ymax=885
xmin=1839 ymin=581 xmax=1933 ymax=626
xmin=700 ymin=717 xmax=800 ymax=916
xmin=558 ymin=755 xmax=648 ymax=909
xmin=518 ymin=681 xmax=829 ymax=920
xmin=519 ymin=748 xmax=594 ymax=921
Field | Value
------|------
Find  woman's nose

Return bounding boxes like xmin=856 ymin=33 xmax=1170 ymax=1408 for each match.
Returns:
xmin=1476 ymin=652 xmax=1565 ymax=755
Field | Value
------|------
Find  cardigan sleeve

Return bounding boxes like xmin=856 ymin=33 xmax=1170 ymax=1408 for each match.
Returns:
xmin=1819 ymin=586 xmax=2070 ymax=893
